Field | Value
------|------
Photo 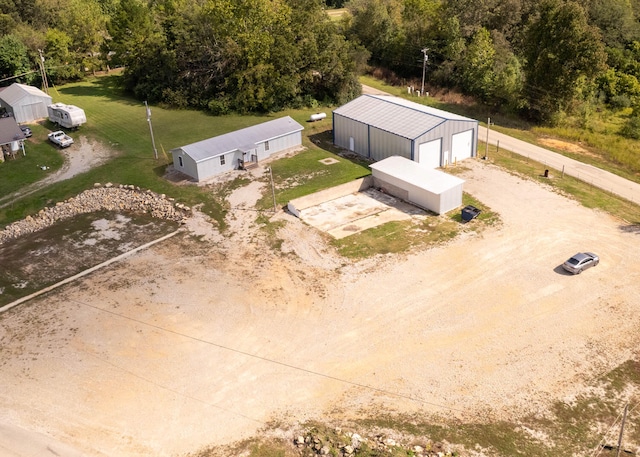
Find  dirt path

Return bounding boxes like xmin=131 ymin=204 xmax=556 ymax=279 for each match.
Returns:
xmin=1 ymin=158 xmax=639 ymax=457
xmin=0 ymin=136 xmax=116 ymax=209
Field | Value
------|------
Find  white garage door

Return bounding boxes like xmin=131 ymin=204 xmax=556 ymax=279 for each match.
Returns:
xmin=451 ymin=129 xmax=474 ymax=163
xmin=416 ymin=138 xmax=442 ymax=169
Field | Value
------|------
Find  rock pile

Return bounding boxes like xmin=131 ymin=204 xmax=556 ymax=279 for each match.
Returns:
xmin=0 ymin=183 xmax=191 ymax=245
xmin=293 ymin=427 xmax=456 ymax=457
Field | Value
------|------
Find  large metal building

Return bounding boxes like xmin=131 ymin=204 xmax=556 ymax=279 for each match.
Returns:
xmin=171 ymin=116 xmax=304 ymax=182
xmin=0 ymin=83 xmax=52 ymax=123
xmin=332 ymin=95 xmax=478 ymax=168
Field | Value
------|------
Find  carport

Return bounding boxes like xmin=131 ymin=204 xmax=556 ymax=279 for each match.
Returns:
xmin=370 ymin=156 xmax=464 ymax=215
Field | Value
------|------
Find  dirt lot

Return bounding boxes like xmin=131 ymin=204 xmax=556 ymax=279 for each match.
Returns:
xmin=1 ymin=158 xmax=639 ymax=456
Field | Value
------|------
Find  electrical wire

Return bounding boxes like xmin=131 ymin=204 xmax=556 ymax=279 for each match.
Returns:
xmin=69 ymin=298 xmax=467 ymax=415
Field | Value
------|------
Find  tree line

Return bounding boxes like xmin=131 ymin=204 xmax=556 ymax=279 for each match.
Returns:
xmin=1 ymin=0 xmax=640 ymax=127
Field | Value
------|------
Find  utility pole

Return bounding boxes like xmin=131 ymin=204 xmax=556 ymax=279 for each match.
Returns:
xmin=421 ymin=48 xmax=429 ymax=96
xmin=484 ymin=117 xmax=492 ymax=159
xmin=267 ymin=167 xmax=277 ymax=213
xmin=37 ymin=49 xmax=49 ymax=94
xmin=144 ymin=101 xmax=158 ymax=160
xmin=616 ymin=403 xmax=629 ymax=457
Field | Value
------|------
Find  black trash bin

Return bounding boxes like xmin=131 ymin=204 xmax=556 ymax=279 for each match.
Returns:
xmin=461 ymin=205 xmax=481 ymax=222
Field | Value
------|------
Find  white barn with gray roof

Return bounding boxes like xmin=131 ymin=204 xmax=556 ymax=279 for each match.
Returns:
xmin=332 ymin=95 xmax=478 ymax=168
xmin=0 ymin=83 xmax=52 ymax=123
xmin=171 ymin=116 xmax=304 ymax=182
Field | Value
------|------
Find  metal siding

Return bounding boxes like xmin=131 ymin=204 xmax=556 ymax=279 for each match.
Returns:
xmin=439 ymin=182 xmax=463 ymax=213
xmin=441 ymin=120 xmax=478 ymax=165
xmin=172 ymin=149 xmax=199 ymax=181
xmin=451 ymin=129 xmax=474 ymax=163
xmin=333 ymin=95 xmax=462 ymax=139
xmin=370 ymin=156 xmax=464 ymax=214
xmin=333 ymin=114 xmax=369 ymax=157
xmin=408 ymin=186 xmax=440 ymax=213
xmin=369 ymin=127 xmax=411 ymax=162
xmin=257 ymin=131 xmax=301 ymax=160
xmin=180 ymin=116 xmax=303 ymax=163
xmin=197 ymin=153 xmax=236 ymax=180
xmin=417 ymin=139 xmax=442 ymax=168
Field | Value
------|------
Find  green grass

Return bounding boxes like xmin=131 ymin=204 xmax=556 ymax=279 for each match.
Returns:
xmin=0 ymin=124 xmax=64 ymax=197
xmin=256 ymin=146 xmax=371 ymax=211
xmin=0 ymin=76 xmax=345 ymax=228
xmin=331 ymin=193 xmax=497 ymax=259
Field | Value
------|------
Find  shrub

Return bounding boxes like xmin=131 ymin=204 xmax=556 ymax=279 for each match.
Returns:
xmin=620 ymin=116 xmax=640 ymax=139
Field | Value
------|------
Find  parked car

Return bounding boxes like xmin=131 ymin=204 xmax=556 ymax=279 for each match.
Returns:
xmin=562 ymin=252 xmax=599 ymax=274
xmin=20 ymin=126 xmax=32 ymax=137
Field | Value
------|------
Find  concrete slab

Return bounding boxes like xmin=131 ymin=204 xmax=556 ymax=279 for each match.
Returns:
xmin=296 ymin=187 xmax=427 ymax=239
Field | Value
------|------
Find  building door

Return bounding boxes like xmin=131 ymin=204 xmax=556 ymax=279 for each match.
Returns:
xmin=451 ymin=129 xmax=474 ymax=163
xmin=349 ymin=137 xmax=355 ymax=151
xmin=416 ymin=138 xmax=442 ymax=168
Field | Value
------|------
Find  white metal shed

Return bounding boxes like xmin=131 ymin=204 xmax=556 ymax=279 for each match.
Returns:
xmin=171 ymin=116 xmax=304 ymax=182
xmin=333 ymin=95 xmax=478 ymax=168
xmin=370 ymin=155 xmax=464 ymax=214
xmin=0 ymin=83 xmax=52 ymax=123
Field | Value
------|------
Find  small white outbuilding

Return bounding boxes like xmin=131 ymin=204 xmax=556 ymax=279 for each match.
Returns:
xmin=370 ymin=155 xmax=464 ymax=215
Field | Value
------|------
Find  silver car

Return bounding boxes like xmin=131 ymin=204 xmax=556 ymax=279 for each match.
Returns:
xmin=562 ymin=252 xmax=599 ymax=274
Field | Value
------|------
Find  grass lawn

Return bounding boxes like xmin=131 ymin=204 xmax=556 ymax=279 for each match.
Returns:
xmin=0 ymin=76 xmax=359 ymax=228
xmin=0 ymin=124 xmax=64 ymax=198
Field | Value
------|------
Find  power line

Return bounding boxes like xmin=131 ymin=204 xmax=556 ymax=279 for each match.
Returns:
xmin=69 ymin=298 xmax=467 ymax=414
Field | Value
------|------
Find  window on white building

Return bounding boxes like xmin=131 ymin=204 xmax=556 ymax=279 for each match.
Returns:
xmin=220 ymin=155 xmax=226 ymax=165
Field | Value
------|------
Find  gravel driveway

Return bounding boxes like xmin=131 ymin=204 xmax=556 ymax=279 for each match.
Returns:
xmin=0 ymin=159 xmax=639 ymax=457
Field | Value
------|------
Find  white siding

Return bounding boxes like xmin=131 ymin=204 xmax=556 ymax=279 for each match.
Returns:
xmin=451 ymin=129 xmax=474 ymax=163
xmin=333 ymin=114 xmax=369 ymax=157
xmin=417 ymin=139 xmax=442 ymax=168
xmin=370 ymin=156 xmax=464 ymax=215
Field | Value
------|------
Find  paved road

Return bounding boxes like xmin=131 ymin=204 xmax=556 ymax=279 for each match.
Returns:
xmin=479 ymin=126 xmax=640 ymax=204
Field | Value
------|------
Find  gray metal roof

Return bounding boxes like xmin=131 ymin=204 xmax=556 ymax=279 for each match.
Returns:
xmin=0 ymin=83 xmax=51 ymax=106
xmin=370 ymin=155 xmax=464 ymax=193
xmin=0 ymin=117 xmax=26 ymax=145
xmin=176 ymin=116 xmax=304 ymax=162
xmin=333 ymin=95 xmax=477 ymax=140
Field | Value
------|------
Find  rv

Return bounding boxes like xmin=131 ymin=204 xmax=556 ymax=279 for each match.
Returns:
xmin=47 ymin=103 xmax=86 ymax=129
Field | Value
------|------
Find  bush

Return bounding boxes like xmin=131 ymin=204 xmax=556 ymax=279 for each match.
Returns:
xmin=207 ymin=98 xmax=231 ymax=116
xmin=620 ymin=116 xmax=640 ymax=139
xmin=609 ymin=94 xmax=632 ymax=110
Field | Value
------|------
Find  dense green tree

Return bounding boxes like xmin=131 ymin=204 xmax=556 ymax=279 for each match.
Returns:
xmin=459 ymin=27 xmax=495 ymax=99
xmin=0 ymin=34 xmax=32 ymax=84
xmin=585 ymin=0 xmax=640 ymax=48
xmin=523 ymin=0 xmax=607 ymax=121
xmin=106 ymin=0 xmax=173 ymax=100
xmin=43 ymin=28 xmax=84 ymax=83
xmin=491 ymin=32 xmax=525 ymax=109
xmin=345 ymin=0 xmax=404 ymax=68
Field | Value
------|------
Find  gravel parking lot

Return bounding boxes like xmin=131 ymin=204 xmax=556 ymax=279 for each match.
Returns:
xmin=1 ymin=158 xmax=639 ymax=456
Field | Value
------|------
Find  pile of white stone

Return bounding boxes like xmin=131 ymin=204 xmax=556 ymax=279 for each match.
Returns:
xmin=293 ymin=427 xmax=455 ymax=457
xmin=0 ymin=183 xmax=191 ymax=245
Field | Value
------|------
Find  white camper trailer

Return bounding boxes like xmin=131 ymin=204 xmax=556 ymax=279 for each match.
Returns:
xmin=47 ymin=103 xmax=86 ymax=129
